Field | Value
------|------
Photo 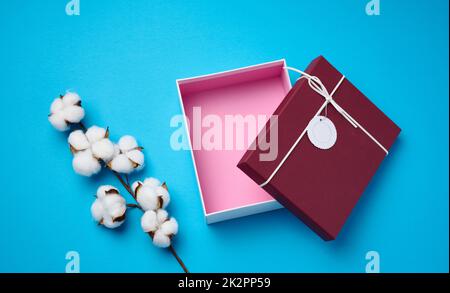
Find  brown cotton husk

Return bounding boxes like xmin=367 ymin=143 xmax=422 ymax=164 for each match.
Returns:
xmin=105 ymin=188 xmax=119 ymax=195
xmin=157 ymin=197 xmax=164 ymax=209
xmin=134 ymin=182 xmax=143 ymax=195
xmin=113 ymin=213 xmax=126 ymax=223
xmin=130 ymin=160 xmax=140 ymax=168
xmin=69 ymin=144 xmax=78 ymax=154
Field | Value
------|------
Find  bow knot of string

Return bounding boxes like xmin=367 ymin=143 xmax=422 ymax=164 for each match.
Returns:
xmin=285 ymin=66 xmax=358 ymax=128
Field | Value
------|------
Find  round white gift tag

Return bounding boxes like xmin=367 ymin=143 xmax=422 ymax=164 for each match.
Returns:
xmin=307 ymin=116 xmax=337 ymax=150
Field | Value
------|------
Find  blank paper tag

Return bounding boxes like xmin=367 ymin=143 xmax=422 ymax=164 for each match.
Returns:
xmin=307 ymin=116 xmax=337 ymax=150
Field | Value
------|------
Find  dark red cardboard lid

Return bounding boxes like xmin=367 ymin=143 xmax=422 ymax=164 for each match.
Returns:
xmin=238 ymin=56 xmax=401 ymax=240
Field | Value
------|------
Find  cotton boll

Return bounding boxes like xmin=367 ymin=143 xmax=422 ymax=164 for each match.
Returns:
xmin=91 ymin=199 xmax=104 ymax=222
xmin=69 ymin=127 xmax=113 ymax=167
xmin=126 ymin=149 xmax=144 ymax=168
xmin=118 ymin=135 xmax=138 ymax=151
xmin=155 ymin=186 xmax=170 ymax=208
xmin=109 ymin=136 xmax=144 ymax=174
xmin=48 ymin=92 xmax=85 ymax=131
xmin=109 ymin=154 xmax=134 ymax=173
xmin=92 ymin=186 xmax=126 ymax=229
xmin=68 ymin=130 xmax=90 ymax=151
xmin=62 ymin=92 xmax=81 ymax=106
xmin=161 ymin=218 xmax=178 ymax=236
xmin=152 ymin=230 xmax=171 ymax=248
xmin=72 ymin=149 xmax=101 ymax=176
xmin=63 ymin=105 xmax=85 ymax=123
xmin=48 ymin=112 xmax=68 ymax=131
xmin=133 ymin=178 xmax=169 ymax=209
xmin=69 ymin=129 xmax=114 ymax=176
xmin=136 ymin=185 xmax=159 ymax=211
xmin=141 ymin=210 xmax=158 ymax=232
xmin=143 ymin=177 xmax=161 ymax=187
xmin=86 ymin=126 xmax=107 ymax=143
xmin=91 ymin=138 xmax=115 ymax=161
xmin=96 ymin=185 xmax=119 ymax=199
xmin=142 ymin=209 xmax=177 ymax=248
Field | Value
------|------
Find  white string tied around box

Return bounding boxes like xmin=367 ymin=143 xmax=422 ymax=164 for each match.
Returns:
xmin=259 ymin=66 xmax=388 ymax=188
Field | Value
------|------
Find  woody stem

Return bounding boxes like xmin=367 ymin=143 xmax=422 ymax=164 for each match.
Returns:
xmin=169 ymin=245 xmax=189 ymax=273
xmin=110 ymin=170 xmax=189 ymax=273
xmin=76 ymin=122 xmax=189 ymax=273
xmin=126 ymin=203 xmax=139 ymax=208
xmin=111 ymin=170 xmax=135 ymax=200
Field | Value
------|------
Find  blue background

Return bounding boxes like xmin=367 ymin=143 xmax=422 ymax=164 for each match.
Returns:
xmin=0 ymin=0 xmax=448 ymax=273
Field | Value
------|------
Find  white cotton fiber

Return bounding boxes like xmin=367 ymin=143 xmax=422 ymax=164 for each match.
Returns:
xmin=109 ymin=204 xmax=126 ymax=220
xmin=50 ymin=98 xmax=64 ymax=114
xmin=126 ymin=149 xmax=144 ymax=168
xmin=161 ymin=218 xmax=178 ymax=235
xmin=91 ymin=199 xmax=104 ymax=222
xmin=102 ymin=193 xmax=125 ymax=209
xmin=103 ymin=195 xmax=126 ymax=220
xmin=62 ymin=92 xmax=81 ymax=106
xmin=152 ymin=230 xmax=171 ymax=248
xmin=141 ymin=210 xmax=158 ymax=232
xmin=112 ymin=144 xmax=121 ymax=158
xmin=68 ymin=130 xmax=90 ymax=151
xmin=86 ymin=126 xmax=107 ymax=143
xmin=72 ymin=149 xmax=101 ymax=176
xmin=109 ymin=154 xmax=134 ymax=174
xmin=118 ymin=135 xmax=138 ymax=151
xmin=91 ymin=138 xmax=115 ymax=161
xmin=156 ymin=209 xmax=168 ymax=223
xmin=48 ymin=112 xmax=68 ymax=131
xmin=143 ymin=177 xmax=161 ymax=187
xmin=63 ymin=106 xmax=85 ymax=123
xmin=136 ymin=185 xmax=159 ymax=211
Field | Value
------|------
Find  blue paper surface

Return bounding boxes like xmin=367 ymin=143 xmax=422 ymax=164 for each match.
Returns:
xmin=0 ymin=0 xmax=448 ymax=272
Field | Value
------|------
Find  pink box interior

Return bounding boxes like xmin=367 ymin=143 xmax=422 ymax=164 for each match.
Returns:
xmin=178 ymin=61 xmax=291 ymax=215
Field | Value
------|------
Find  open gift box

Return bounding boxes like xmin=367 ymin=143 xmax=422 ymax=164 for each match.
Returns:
xmin=177 ymin=60 xmax=291 ymax=223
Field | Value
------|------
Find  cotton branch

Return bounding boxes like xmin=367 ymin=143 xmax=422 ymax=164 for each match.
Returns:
xmin=48 ymin=93 xmax=188 ymax=273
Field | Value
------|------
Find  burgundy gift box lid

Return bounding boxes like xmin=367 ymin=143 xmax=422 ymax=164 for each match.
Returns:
xmin=238 ymin=56 xmax=401 ymax=241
